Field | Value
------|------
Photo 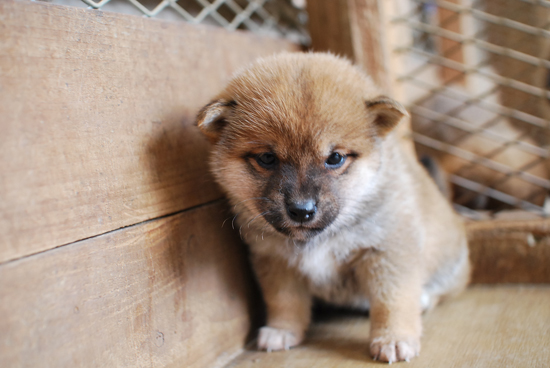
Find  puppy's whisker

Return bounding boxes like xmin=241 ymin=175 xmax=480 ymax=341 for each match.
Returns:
xmin=258 ymin=222 xmax=272 ymax=241
xmin=239 ymin=211 xmax=270 ymax=239
xmin=239 ymin=222 xmax=244 ymax=239
xmin=247 ymin=211 xmax=271 ymax=228
xmin=222 ymin=212 xmax=240 ymax=228
xmin=231 ymin=214 xmax=239 ymax=230
xmin=221 ymin=216 xmax=231 ymax=228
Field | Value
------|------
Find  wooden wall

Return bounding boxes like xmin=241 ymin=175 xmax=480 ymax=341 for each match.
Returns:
xmin=0 ymin=1 xmax=297 ymax=366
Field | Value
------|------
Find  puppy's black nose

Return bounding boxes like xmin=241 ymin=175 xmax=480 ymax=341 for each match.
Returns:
xmin=287 ymin=200 xmax=317 ymax=223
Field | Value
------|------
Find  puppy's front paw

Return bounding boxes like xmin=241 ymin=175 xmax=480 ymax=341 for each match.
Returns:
xmin=370 ymin=335 xmax=420 ymax=363
xmin=257 ymin=326 xmax=302 ymax=352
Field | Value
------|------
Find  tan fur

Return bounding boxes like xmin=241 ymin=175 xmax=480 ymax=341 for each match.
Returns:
xmin=196 ymin=53 xmax=470 ymax=363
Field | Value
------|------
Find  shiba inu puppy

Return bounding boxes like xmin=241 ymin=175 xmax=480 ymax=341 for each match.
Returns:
xmin=196 ymin=53 xmax=470 ymax=363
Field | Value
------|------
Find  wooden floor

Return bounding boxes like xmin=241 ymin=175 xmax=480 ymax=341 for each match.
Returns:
xmin=224 ymin=286 xmax=550 ymax=368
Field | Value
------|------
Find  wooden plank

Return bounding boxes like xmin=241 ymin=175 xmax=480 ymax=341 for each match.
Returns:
xmin=466 ymin=217 xmax=550 ymax=283
xmin=306 ymin=0 xmax=390 ymax=91
xmin=346 ymin=0 xmax=391 ymax=92
xmin=225 ymin=285 xmax=550 ymax=368
xmin=0 ymin=200 xmax=259 ymax=368
xmin=0 ymin=0 xmax=298 ymax=263
xmin=306 ymin=0 xmax=355 ymax=61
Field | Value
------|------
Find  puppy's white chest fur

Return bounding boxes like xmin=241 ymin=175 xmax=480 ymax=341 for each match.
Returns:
xmin=296 ymin=242 xmax=372 ymax=309
xmin=290 ymin=226 xmax=384 ymax=309
xmin=297 ymin=244 xmax=339 ymax=285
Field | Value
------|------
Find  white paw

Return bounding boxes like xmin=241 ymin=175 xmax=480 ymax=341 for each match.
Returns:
xmin=370 ymin=336 xmax=420 ymax=363
xmin=257 ymin=326 xmax=301 ymax=352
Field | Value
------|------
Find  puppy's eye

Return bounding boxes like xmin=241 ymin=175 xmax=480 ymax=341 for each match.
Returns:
xmin=256 ymin=153 xmax=278 ymax=169
xmin=325 ymin=152 xmax=346 ymax=169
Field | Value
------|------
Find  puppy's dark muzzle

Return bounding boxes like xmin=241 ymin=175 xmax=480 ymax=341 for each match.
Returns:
xmin=286 ymin=200 xmax=317 ymax=223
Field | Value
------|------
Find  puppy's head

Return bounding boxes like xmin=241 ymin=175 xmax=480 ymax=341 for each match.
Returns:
xmin=196 ymin=53 xmax=407 ymax=242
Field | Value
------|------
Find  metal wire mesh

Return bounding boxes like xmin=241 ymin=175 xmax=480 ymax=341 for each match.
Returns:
xmin=391 ymin=0 xmax=550 ymax=218
xmin=46 ymin=0 xmax=310 ymax=44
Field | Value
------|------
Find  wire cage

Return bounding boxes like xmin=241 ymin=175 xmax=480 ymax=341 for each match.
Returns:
xmin=390 ymin=0 xmax=550 ymax=219
xmin=46 ymin=0 xmax=310 ymax=44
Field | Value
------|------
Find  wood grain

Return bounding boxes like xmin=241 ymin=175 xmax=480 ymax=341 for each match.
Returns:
xmin=0 ymin=200 xmax=259 ymax=368
xmin=307 ymin=0 xmax=390 ymax=91
xmin=347 ymin=0 xmax=391 ymax=92
xmin=226 ymin=285 xmax=550 ymax=368
xmin=306 ymin=0 xmax=355 ymax=60
xmin=0 ymin=0 xmax=298 ymax=263
xmin=467 ymin=217 xmax=550 ymax=283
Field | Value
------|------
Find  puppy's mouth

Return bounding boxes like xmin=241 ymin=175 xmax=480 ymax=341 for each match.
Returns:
xmin=269 ymin=223 xmax=328 ymax=242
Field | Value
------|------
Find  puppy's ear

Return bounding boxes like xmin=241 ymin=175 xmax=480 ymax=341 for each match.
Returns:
xmin=195 ymin=99 xmax=236 ymax=143
xmin=366 ymin=96 xmax=409 ymax=136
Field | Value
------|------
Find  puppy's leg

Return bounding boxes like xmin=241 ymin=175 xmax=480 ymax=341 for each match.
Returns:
xmin=429 ymin=245 xmax=471 ymax=308
xmin=358 ymin=254 xmax=423 ymax=363
xmin=252 ymin=254 xmax=311 ymax=352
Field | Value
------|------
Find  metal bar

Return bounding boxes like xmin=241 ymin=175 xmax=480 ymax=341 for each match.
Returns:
xmin=410 ymin=105 xmax=549 ymax=158
xmin=412 ymin=132 xmax=550 ymax=189
xmin=400 ymin=45 xmax=550 ymax=99
xmin=397 ymin=75 xmax=549 ymax=129
xmin=449 ymin=175 xmax=545 ymax=212
xmin=410 ymin=0 xmax=550 ymax=38
xmin=227 ymin=0 xmax=264 ymax=31
xmin=452 ymin=203 xmax=489 ymax=220
xmin=125 ymin=0 xmax=170 ymax=17
xmin=192 ymin=0 xmax=231 ymax=26
xmin=254 ymin=4 xmax=279 ymax=30
xmin=168 ymin=0 xmax=197 ymax=22
xmin=396 ymin=8 xmax=550 ymax=114
xmin=398 ymin=16 xmax=491 ymax=107
xmin=518 ymin=0 xmax=550 ymax=8
xmin=225 ymin=0 xmax=259 ymax=31
xmin=453 ymin=149 xmax=548 ymax=207
xmin=80 ymin=0 xmax=113 ymax=8
xmin=395 ymin=18 xmax=550 ymax=70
